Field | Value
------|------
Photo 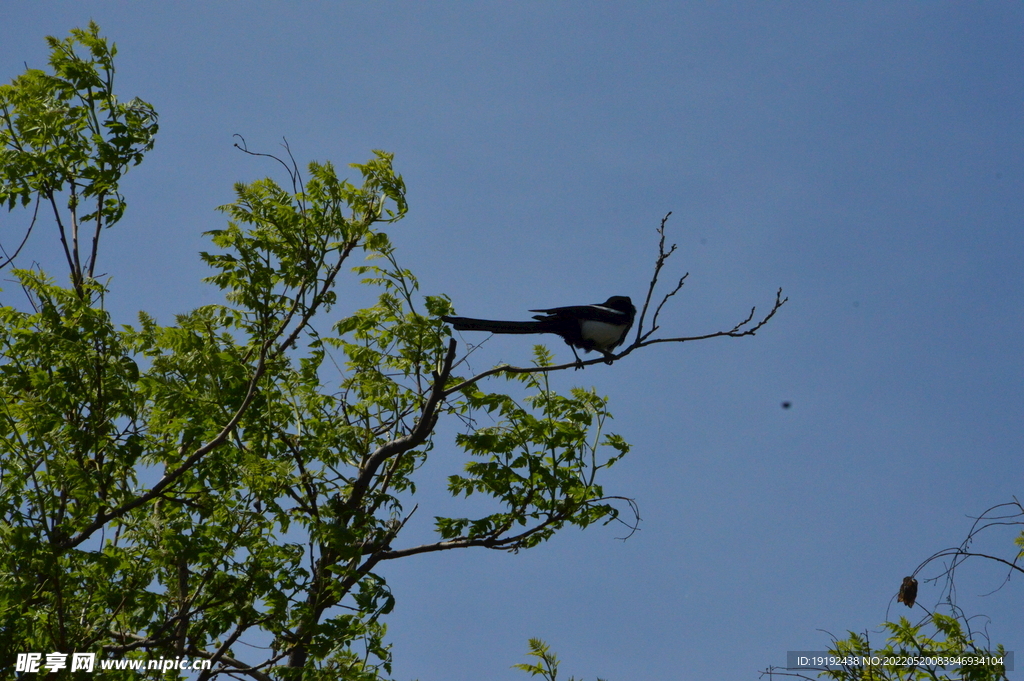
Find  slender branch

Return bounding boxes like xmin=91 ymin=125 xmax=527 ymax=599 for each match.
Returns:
xmin=286 ymin=340 xmax=458 ymax=668
xmin=69 ymin=179 xmax=83 ymax=285
xmin=57 ymin=343 xmax=274 ymax=550
xmin=44 ymin=189 xmax=80 ymax=292
xmin=925 ymin=550 xmax=1024 ymax=577
xmin=344 ymin=338 xmax=458 ymax=513
xmin=626 ymin=287 xmax=788 ymax=351
xmin=379 ymin=495 xmax=636 ymax=561
xmin=442 ymin=213 xmax=787 ymax=393
xmin=643 ymin=272 xmax=688 ymax=342
xmin=107 ymin=632 xmax=276 ymax=681
xmin=196 ymin=620 xmax=268 ymax=681
xmin=912 ymin=499 xmax=1024 ymax=604
xmin=87 ymin=189 xmax=105 ymax=278
xmin=443 ymin=288 xmax=788 ymax=395
xmin=273 ymin=241 xmax=354 ymax=357
xmin=377 ymin=521 xmax=561 ymax=560
xmin=0 ymin=192 xmax=42 ymax=270
xmin=634 ymin=211 xmax=676 ymax=343
xmin=233 ymin=134 xmax=304 ymax=196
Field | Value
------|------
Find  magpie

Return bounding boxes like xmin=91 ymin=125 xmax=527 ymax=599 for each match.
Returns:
xmin=442 ymin=296 xmax=636 ymax=368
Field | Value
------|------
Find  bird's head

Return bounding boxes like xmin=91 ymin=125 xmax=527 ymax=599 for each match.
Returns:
xmin=601 ymin=296 xmax=635 ymax=315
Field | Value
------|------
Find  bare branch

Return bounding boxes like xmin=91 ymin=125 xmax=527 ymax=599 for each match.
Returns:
xmin=627 ymin=287 xmax=788 ymax=351
xmin=233 ymin=134 xmax=305 ymax=197
xmin=643 ymin=272 xmax=688 ymax=343
xmin=86 ymin=189 xmax=105 ymax=278
xmin=758 ymin=667 xmax=819 ymax=681
xmin=609 ymin=495 xmax=642 ymax=541
xmin=0 ymin=192 xmax=42 ymax=271
xmin=911 ymin=499 xmax=1024 ymax=604
xmin=442 ymin=215 xmax=787 ymax=393
xmin=634 ymin=211 xmax=677 ymax=343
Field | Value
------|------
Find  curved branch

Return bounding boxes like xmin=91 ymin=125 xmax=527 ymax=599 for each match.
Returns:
xmin=344 ymin=339 xmax=458 ymax=514
xmin=195 ymin=620 xmax=273 ymax=681
xmin=108 ymin=631 xmax=278 ymax=681
xmin=932 ymin=550 xmax=1024 ymax=577
xmin=625 ymin=286 xmax=788 ymax=352
xmin=379 ymin=494 xmax=639 ymax=560
xmin=232 ymin=134 xmax=305 ymax=197
xmin=286 ymin=340 xmax=459 ymax=668
xmin=911 ymin=499 xmax=1024 ymax=604
xmin=0 ymin=192 xmax=42 ymax=271
xmin=377 ymin=517 xmax=564 ymax=560
xmin=58 ymin=340 xmax=274 ymax=550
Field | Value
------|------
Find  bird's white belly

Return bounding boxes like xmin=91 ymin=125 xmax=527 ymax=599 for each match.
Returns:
xmin=580 ymin=320 xmax=626 ymax=350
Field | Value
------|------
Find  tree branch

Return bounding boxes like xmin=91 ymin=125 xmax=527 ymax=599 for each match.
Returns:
xmin=57 ymin=342 xmax=273 ymax=550
xmin=379 ymin=494 xmax=637 ymax=560
xmin=195 ymin=620 xmax=271 ymax=681
xmin=0 ymin=192 xmax=42 ymax=271
xmin=86 ymin=189 xmax=105 ymax=278
xmin=443 ymin=288 xmax=788 ymax=394
xmin=634 ymin=211 xmax=677 ymax=342
xmin=44 ymin=188 xmax=81 ymax=294
xmin=286 ymin=339 xmax=458 ymax=668
xmin=344 ymin=338 xmax=458 ymax=513
xmin=442 ymin=214 xmax=787 ymax=393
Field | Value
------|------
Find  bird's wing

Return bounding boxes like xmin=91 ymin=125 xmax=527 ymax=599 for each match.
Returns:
xmin=529 ymin=304 xmax=631 ymax=324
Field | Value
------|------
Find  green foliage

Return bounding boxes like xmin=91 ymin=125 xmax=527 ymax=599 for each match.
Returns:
xmin=440 ymin=349 xmax=630 ymax=549
xmin=0 ymin=20 xmax=158 ymax=291
xmin=513 ymin=639 xmax=607 ymax=681
xmin=0 ymin=25 xmax=633 ymax=680
xmin=813 ymin=614 xmax=1009 ymax=681
xmin=774 ymin=502 xmax=1021 ymax=681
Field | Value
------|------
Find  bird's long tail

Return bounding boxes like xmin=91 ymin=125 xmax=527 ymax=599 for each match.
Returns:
xmin=441 ymin=316 xmax=547 ymax=335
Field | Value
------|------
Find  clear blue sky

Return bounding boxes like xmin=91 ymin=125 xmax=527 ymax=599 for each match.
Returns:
xmin=4 ymin=3 xmax=1023 ymax=679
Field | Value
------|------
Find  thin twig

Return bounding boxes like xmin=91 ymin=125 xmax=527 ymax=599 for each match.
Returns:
xmin=634 ymin=212 xmax=676 ymax=343
xmin=233 ymin=134 xmax=305 ymax=196
xmin=0 ymin=192 xmax=42 ymax=271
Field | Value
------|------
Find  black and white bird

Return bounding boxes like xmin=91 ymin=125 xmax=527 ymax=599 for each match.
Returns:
xmin=442 ymin=296 xmax=636 ymax=368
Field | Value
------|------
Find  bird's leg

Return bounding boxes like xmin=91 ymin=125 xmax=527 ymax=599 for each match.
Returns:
xmin=571 ymin=346 xmax=584 ymax=370
xmin=602 ymin=351 xmax=615 ymax=365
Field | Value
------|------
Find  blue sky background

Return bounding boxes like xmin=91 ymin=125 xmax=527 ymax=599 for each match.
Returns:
xmin=3 ymin=3 xmax=1023 ymax=679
